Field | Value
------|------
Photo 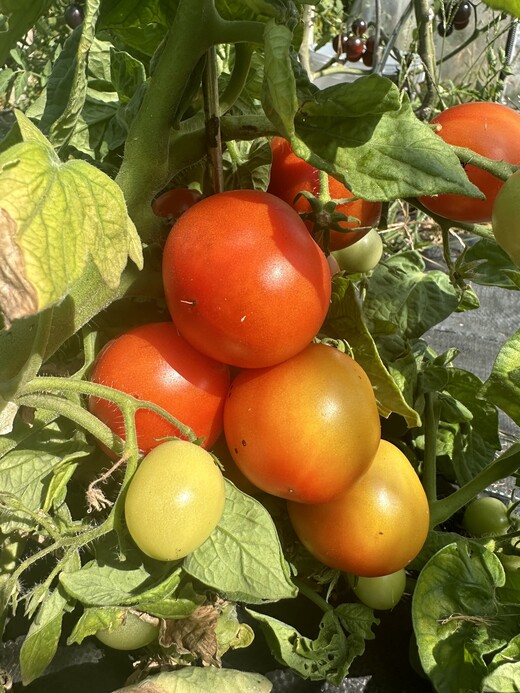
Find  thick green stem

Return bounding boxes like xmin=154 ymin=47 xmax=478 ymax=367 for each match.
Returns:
xmin=203 ymin=45 xmax=224 ymax=195
xmin=16 ymin=392 xmax=121 ymax=453
xmin=115 ymin=0 xmax=264 ymax=243
xmin=430 ymin=443 xmax=520 ymax=528
xmin=413 ymin=0 xmax=437 ymax=119
xmin=422 ymin=392 xmax=439 ymax=506
xmin=17 ymin=376 xmax=197 ymax=442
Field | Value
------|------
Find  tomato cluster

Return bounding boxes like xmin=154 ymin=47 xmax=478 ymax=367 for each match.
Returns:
xmin=332 ymin=18 xmax=377 ymax=67
xmin=436 ymin=1 xmax=472 ymax=37
xmin=87 ymin=157 xmax=428 ymax=583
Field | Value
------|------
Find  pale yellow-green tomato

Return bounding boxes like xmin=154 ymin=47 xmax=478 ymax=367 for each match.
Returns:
xmin=351 ymin=569 xmax=406 ymax=610
xmin=491 ymin=168 xmax=520 ymax=266
xmin=332 ymin=227 xmax=383 ymax=274
xmin=95 ymin=611 xmax=159 ymax=650
xmin=124 ymin=439 xmax=226 ymax=561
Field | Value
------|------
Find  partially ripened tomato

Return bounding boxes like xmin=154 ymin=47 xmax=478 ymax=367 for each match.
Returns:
xmin=287 ymin=440 xmax=430 ymax=576
xmin=223 ymin=343 xmax=381 ymax=504
xmin=89 ymin=322 xmax=230 ymax=453
xmin=419 ymin=102 xmax=520 ymax=223
xmin=162 ymin=189 xmax=331 ymax=369
xmin=124 ymin=439 xmax=225 ymax=561
xmin=152 ymin=187 xmax=202 ymax=221
xmin=268 ymin=137 xmax=381 ymax=250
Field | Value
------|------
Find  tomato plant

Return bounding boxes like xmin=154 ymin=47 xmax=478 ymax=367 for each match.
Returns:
xmin=1 ymin=1 xmax=520 ymax=691
xmin=268 ymin=137 xmax=382 ymax=251
xmin=152 ymin=187 xmax=202 ymax=221
xmin=491 ymin=168 xmax=520 ymax=266
xmin=223 ymin=343 xmax=381 ymax=504
xmin=89 ymin=322 xmax=230 ymax=453
xmin=332 ymin=227 xmax=383 ymax=273
xmin=350 ymin=569 xmax=407 ymax=610
xmin=95 ymin=611 xmax=159 ymax=651
xmin=463 ymin=496 xmax=511 ymax=537
xmin=419 ymin=102 xmax=520 ymax=223
xmin=162 ymin=189 xmax=331 ymax=369
xmin=124 ymin=439 xmax=226 ymax=561
xmin=287 ymin=440 xmax=430 ymax=576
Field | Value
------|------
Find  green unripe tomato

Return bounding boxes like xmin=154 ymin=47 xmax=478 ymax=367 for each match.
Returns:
xmin=125 ymin=439 xmax=226 ymax=561
xmin=463 ymin=497 xmax=510 ymax=538
xmin=491 ymin=169 xmax=520 ymax=266
xmin=332 ymin=227 xmax=383 ymax=274
xmin=95 ymin=611 xmax=159 ymax=650
xmin=351 ymin=568 xmax=406 ymax=610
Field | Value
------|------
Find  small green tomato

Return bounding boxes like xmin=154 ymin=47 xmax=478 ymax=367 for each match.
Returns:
xmin=463 ymin=497 xmax=510 ymax=537
xmin=351 ymin=568 xmax=406 ymax=610
xmin=95 ymin=611 xmax=159 ymax=650
xmin=332 ymin=227 xmax=383 ymax=274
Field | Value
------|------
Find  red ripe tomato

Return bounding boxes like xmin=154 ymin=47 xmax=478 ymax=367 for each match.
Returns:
xmin=89 ymin=322 xmax=230 ymax=453
xmin=162 ymin=189 xmax=331 ymax=369
xmin=223 ymin=343 xmax=381 ymax=504
xmin=268 ymin=137 xmax=381 ymax=251
xmin=152 ymin=188 xmax=202 ymax=220
xmin=419 ymin=102 xmax=520 ymax=223
xmin=287 ymin=440 xmax=430 ymax=576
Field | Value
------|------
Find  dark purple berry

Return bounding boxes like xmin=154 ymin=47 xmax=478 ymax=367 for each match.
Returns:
xmin=345 ymin=35 xmax=364 ymax=62
xmin=437 ymin=20 xmax=454 ymax=37
xmin=64 ymin=4 xmax=83 ymax=29
xmin=453 ymin=1 xmax=471 ymax=29
xmin=351 ymin=18 xmax=367 ymax=36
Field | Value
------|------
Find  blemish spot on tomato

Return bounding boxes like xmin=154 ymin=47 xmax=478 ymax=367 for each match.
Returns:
xmin=241 ymin=439 xmax=247 ymax=446
xmin=234 ymin=448 xmax=238 ymax=454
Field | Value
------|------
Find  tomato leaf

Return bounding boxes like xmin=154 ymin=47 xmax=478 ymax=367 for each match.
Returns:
xmin=481 ymin=328 xmax=520 ymax=427
xmin=412 ymin=541 xmax=520 ymax=693
xmin=293 ymin=75 xmax=482 ymax=201
xmin=67 ymin=606 xmax=129 ymax=645
xmin=463 ymin=239 xmax=520 ymax=290
xmin=19 ymin=586 xmax=71 ymax=685
xmin=184 ymin=482 xmax=297 ymax=604
xmin=111 ymin=667 xmax=273 ymax=693
xmin=0 ymin=1 xmax=54 ymax=66
xmin=97 ymin=0 xmax=171 ymax=57
xmin=247 ymin=605 xmax=378 ymax=686
xmin=60 ymin=558 xmax=181 ymax=607
xmin=364 ymin=251 xmax=460 ymax=341
xmin=480 ymin=0 xmax=520 ymax=18
xmin=262 ymin=20 xmax=298 ymax=138
xmin=325 ymin=277 xmax=421 ymax=427
xmin=0 ymin=439 xmax=87 ymax=533
xmin=0 ymin=112 xmax=143 ymax=323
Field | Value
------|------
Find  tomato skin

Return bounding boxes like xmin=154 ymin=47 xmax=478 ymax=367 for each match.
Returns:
xmin=152 ymin=188 xmax=202 ymax=220
xmin=463 ymin=496 xmax=510 ymax=537
xmin=332 ymin=227 xmax=383 ymax=273
xmin=223 ymin=343 xmax=381 ymax=504
xmin=351 ymin=569 xmax=406 ymax=610
xmin=95 ymin=611 xmax=159 ymax=650
xmin=89 ymin=322 xmax=230 ymax=453
xmin=124 ymin=439 xmax=225 ymax=561
xmin=268 ymin=137 xmax=381 ymax=250
xmin=419 ymin=102 xmax=520 ymax=223
xmin=287 ymin=440 xmax=430 ymax=576
xmin=491 ymin=169 xmax=520 ymax=266
xmin=162 ymin=189 xmax=331 ymax=369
